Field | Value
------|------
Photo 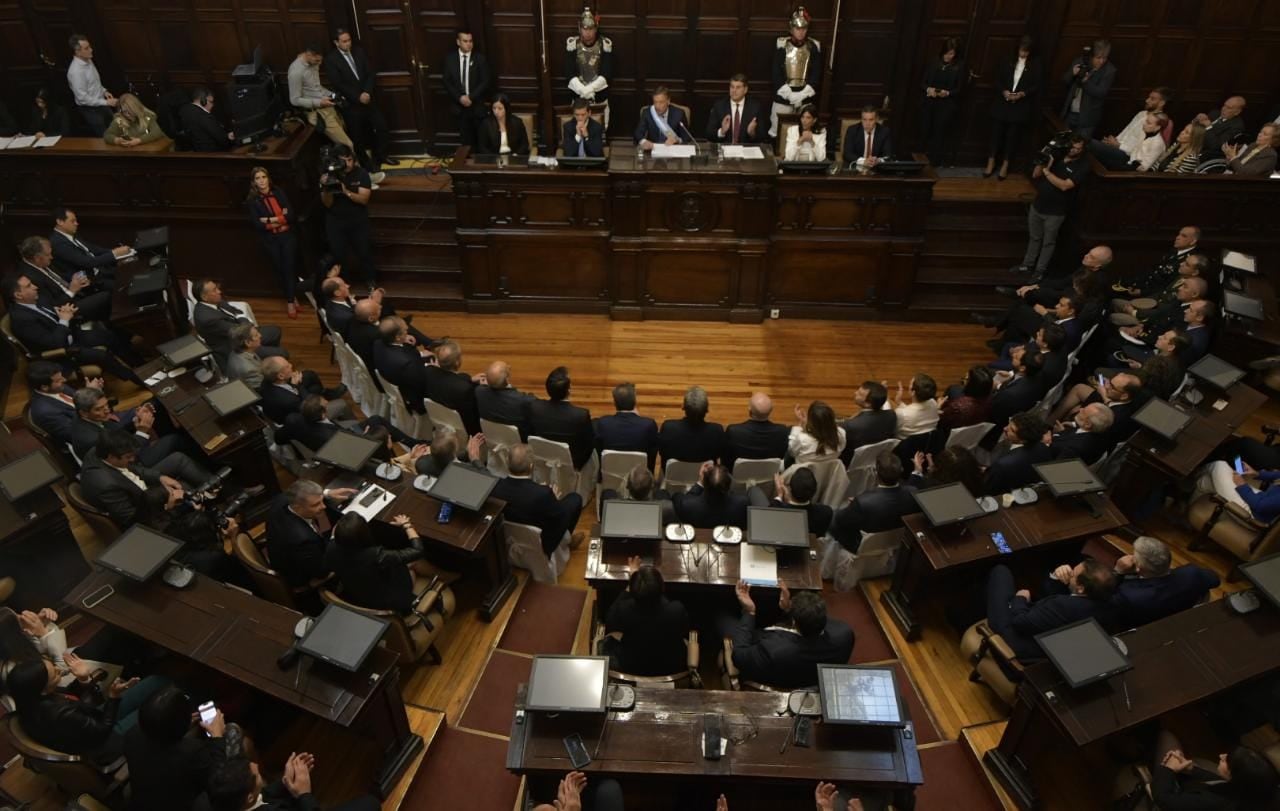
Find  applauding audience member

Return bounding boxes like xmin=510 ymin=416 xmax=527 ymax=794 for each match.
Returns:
xmin=839 ymin=382 xmax=897 ymax=465
xmin=891 ymin=375 xmax=939 ymax=440
xmin=983 ymin=412 xmax=1051 ymax=495
xmin=206 ymin=752 xmax=378 ymax=811
xmin=789 ymin=401 xmax=846 ymax=465
xmin=1224 ymin=122 xmax=1278 ymax=177
xmin=492 ymin=444 xmax=585 ymax=555
xmin=727 ymin=583 xmax=853 ymax=689
xmin=424 ymin=339 xmax=483 ymax=435
xmin=601 ymin=558 xmax=690 ymax=676
xmin=673 ymin=462 xmax=748 ymax=529
xmin=477 ymin=360 xmax=535 ymax=439
xmin=325 ymin=514 xmax=456 ymax=617
xmin=749 ymin=467 xmax=833 ymax=537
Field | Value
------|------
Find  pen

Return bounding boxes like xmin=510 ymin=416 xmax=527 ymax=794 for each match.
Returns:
xmin=1122 ymin=676 xmax=1132 ymax=711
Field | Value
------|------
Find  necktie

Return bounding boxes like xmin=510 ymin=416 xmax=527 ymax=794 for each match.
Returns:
xmin=462 ymin=54 xmax=470 ymax=96
xmin=732 ymin=104 xmax=740 ymax=144
xmin=344 ymin=51 xmax=358 ymax=79
xmin=578 ymin=129 xmax=585 ymax=157
xmin=39 ymin=306 xmax=59 ymax=321
xmin=864 ymin=130 xmax=873 ymax=161
xmin=44 ymin=268 xmax=72 ymax=296
xmin=73 ymin=237 xmax=91 ymax=255
xmin=57 ymin=393 xmax=74 ymax=405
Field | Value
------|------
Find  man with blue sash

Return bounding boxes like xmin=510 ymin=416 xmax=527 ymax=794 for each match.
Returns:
xmin=633 ymin=86 xmax=693 ymax=151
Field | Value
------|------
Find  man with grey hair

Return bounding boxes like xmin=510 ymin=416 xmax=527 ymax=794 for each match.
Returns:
xmin=476 ymin=360 xmax=535 ymax=439
xmin=225 ymin=323 xmax=265 ymax=389
xmin=659 ymin=385 xmax=725 ymax=471
xmin=723 ymin=392 xmax=790 ymax=470
xmin=1061 ymin=38 xmax=1115 ymax=137
xmin=423 ymin=339 xmax=484 ymax=435
xmin=1111 ymin=536 xmax=1219 ymax=627
xmin=1047 ymin=402 xmax=1114 ymax=465
xmin=19 ymin=235 xmax=112 ymax=321
xmin=69 ymin=385 xmax=197 ymax=468
xmin=492 ymin=443 xmax=585 ymax=555
xmin=259 ymin=355 xmax=352 ymax=425
xmin=594 ymin=382 xmax=659 ymax=470
xmin=266 ymin=479 xmax=358 ymax=589
xmin=1114 ymin=226 xmax=1200 ymax=298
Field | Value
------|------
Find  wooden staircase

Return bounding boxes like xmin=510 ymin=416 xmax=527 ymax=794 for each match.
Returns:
xmin=370 ymin=179 xmax=466 ymax=312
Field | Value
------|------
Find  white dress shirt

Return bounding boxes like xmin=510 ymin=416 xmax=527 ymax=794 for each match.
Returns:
xmin=784 ymin=127 xmax=827 ymax=161
xmin=107 ymin=462 xmax=148 ymax=491
xmin=1115 ymin=110 xmax=1149 ymax=156
xmin=894 ymin=400 xmax=940 ymax=439
xmin=67 ymin=57 xmax=106 ymax=107
xmin=1012 ymin=57 xmax=1026 ymax=92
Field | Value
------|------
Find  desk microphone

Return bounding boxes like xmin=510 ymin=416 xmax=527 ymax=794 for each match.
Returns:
xmin=678 ymin=121 xmax=697 ymax=147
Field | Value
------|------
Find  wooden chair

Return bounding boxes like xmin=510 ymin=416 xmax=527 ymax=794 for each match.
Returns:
xmin=0 ymin=714 xmax=127 ymax=801
xmin=594 ymin=627 xmax=703 ymax=689
xmin=1187 ymin=493 xmax=1280 ymax=572
xmin=22 ymin=404 xmax=80 ymax=479
xmin=512 ymin=109 xmax=539 ymax=156
xmin=319 ymin=586 xmax=450 ymax=665
xmin=958 ymin=620 xmax=1026 ymax=707
xmin=231 ymin=532 xmax=326 ymax=612
xmin=775 ymin=114 xmax=800 ymax=156
xmin=718 ymin=638 xmax=792 ymax=692
xmin=66 ymin=482 xmax=121 ymax=541
xmin=0 ymin=313 xmax=102 ymax=379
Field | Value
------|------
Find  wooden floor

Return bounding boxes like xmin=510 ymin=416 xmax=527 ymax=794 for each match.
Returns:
xmin=3 ymin=300 xmax=1276 ymax=811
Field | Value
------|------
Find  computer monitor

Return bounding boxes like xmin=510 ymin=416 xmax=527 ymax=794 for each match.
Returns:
xmin=0 ymin=450 xmax=64 ymax=501
xmin=96 ymin=525 xmax=184 ymax=582
xmin=1034 ymin=617 xmax=1132 ymax=689
xmin=747 ymin=506 xmax=810 ymax=548
xmin=1239 ymin=552 xmax=1280 ymax=611
xmin=296 ymin=603 xmax=389 ymax=673
xmin=600 ymin=500 xmax=662 ymax=541
xmin=1188 ymin=354 xmax=1245 ymax=391
xmin=817 ymin=665 xmax=906 ymax=727
xmin=1223 ymin=290 xmax=1265 ymax=321
xmin=910 ymin=482 xmax=985 ymax=528
xmin=157 ymin=334 xmax=211 ymax=367
xmin=1132 ymin=398 xmax=1193 ymax=441
xmin=428 ymin=461 xmax=498 ymax=511
xmin=134 ymin=225 xmax=170 ymax=251
xmin=525 ymin=655 xmax=609 ymax=713
xmin=314 ymin=431 xmax=381 ymax=473
xmin=1034 ymin=458 xmax=1105 ymax=498
xmin=202 ymin=379 xmax=261 ymax=417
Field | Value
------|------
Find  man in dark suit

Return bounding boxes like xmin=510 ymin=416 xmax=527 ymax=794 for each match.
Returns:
xmin=18 ymin=235 xmax=112 ymax=322
xmin=673 ymin=463 xmax=748 ymax=529
xmin=283 ymin=395 xmax=418 ymax=452
xmin=998 ymin=245 xmax=1113 ymax=309
xmin=829 ymin=452 xmax=917 ymax=552
xmin=705 ymin=74 xmax=766 ymax=144
xmin=1094 ymin=372 xmax=1145 ymax=447
xmin=728 ymin=585 xmax=854 ymax=689
xmin=50 ymin=207 xmax=125 ymax=285
xmin=192 ymin=280 xmax=285 ymax=366
xmin=748 ymin=467 xmax=833 ymax=537
xmin=634 ymin=86 xmax=693 ymax=149
xmin=258 ymin=356 xmax=350 ymax=425
xmin=1048 ymin=402 xmax=1114 ymax=465
xmin=659 ymin=386 xmax=725 ymax=471
xmin=1111 ymin=536 xmax=1220 ymax=628
xmin=841 ymin=105 xmax=892 ymax=165
xmin=595 ymin=382 xmax=659 ymax=470
xmin=344 ymin=299 xmax=383 ymax=372
xmin=177 ymin=87 xmax=234 ymax=151
xmin=475 ymin=360 xmax=535 ymax=438
xmin=1195 ymin=96 xmax=1247 ymax=162
xmin=265 ymin=480 xmax=356 ymax=589
xmin=987 ymin=351 xmax=1045 ymax=432
xmin=372 ymin=315 xmax=432 ymax=411
xmin=492 ymin=444 xmax=584 ymax=556
xmin=1060 ymin=40 xmax=1116 ymax=138
xmin=561 ymin=97 xmax=605 ymax=157
xmin=205 ymin=751 xmax=380 ymax=811
xmin=441 ymin=29 xmax=491 ymax=147
xmin=325 ymin=28 xmax=395 ymax=170
xmin=723 ymin=392 xmax=790 ymax=470
xmin=983 ymin=412 xmax=1052 ymax=495
xmin=602 ymin=465 xmax=677 ymax=525
xmin=984 ymin=560 xmax=1118 ymax=659
xmin=527 ymin=366 xmax=595 ymax=471
xmin=601 ymin=562 xmax=690 ymax=676
xmin=80 ymin=430 xmax=212 ymax=527
xmin=68 ymin=386 xmax=192 ymax=467
xmin=423 ymin=339 xmax=481 ymax=435
xmin=26 ymin=362 xmax=84 ymax=447
xmin=839 ymin=382 xmax=898 ymax=465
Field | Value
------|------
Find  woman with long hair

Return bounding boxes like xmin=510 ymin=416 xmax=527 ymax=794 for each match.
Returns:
xmin=921 ymin=37 xmax=965 ymax=166
xmin=477 ymin=93 xmax=531 ymax=156
xmin=783 ymin=103 xmax=826 ymax=161
xmin=245 ymin=166 xmax=299 ymax=317
xmin=104 ymin=93 xmax=166 ymax=147
xmin=28 ymin=87 xmax=70 ymax=139
xmin=1153 ymin=121 xmax=1205 ymax=173
xmin=789 ymin=400 xmax=846 ymax=464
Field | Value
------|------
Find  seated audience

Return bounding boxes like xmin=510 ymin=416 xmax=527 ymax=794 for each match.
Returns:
xmin=81 ymin=430 xmax=213 ymax=527
xmin=839 ymin=382 xmax=897 ymax=465
xmin=265 ymin=480 xmax=356 ymax=589
xmin=673 ymin=462 xmax=748 ymax=529
xmin=27 ymin=363 xmax=120 ymax=448
xmin=205 ymin=752 xmax=378 ymax=811
xmin=659 ymin=386 xmax=725 ymax=469
xmin=1001 ymin=245 xmax=1113 ymax=307
xmin=124 ymin=685 xmax=231 ymax=811
xmin=259 ymin=356 xmax=351 ymax=425
xmin=530 ymin=772 xmax=624 ymax=811
xmin=1112 ymin=536 xmax=1220 ymax=628
xmin=527 ymin=366 xmax=594 ymax=470
xmin=1089 ymin=110 xmax=1169 ymax=171
xmin=423 ymin=339 xmax=482 ymax=435
xmin=284 ymin=394 xmax=420 ymax=453
xmin=1195 ymin=95 xmax=1247 ymax=162
xmin=373 ymin=315 xmax=434 ymax=409
xmin=325 ymin=514 xmax=453 ymax=616
xmin=601 ymin=465 xmax=676 ymax=525
xmin=595 ymin=382 xmax=659 ymax=470
xmin=1087 ymin=87 xmax=1171 ymax=168
xmin=1110 ymin=327 xmax=1189 ymax=372
xmin=492 ymin=444 xmax=585 ymax=555
xmin=983 ymin=561 xmax=1117 ymax=659
xmin=69 ymin=386 xmax=191 ymax=465
xmin=723 ymin=392 xmax=791 ymax=470
xmin=788 ymin=400 xmax=846 ymax=465
xmin=909 ymin=446 xmax=985 ymax=494
xmin=345 ymin=299 xmax=384 ymax=373
xmin=1048 ymin=402 xmax=1115 ymax=465
xmin=1223 ymin=122 xmax=1278 ymax=176
xmin=139 ymin=485 xmax=244 ymax=584
xmin=728 ymin=584 xmax=854 ymax=689
xmin=104 ymin=92 xmax=166 ymax=147
xmin=1195 ymin=458 xmax=1280 ymax=524
xmin=1050 ymin=371 xmax=1145 ymax=443
xmin=18 ymin=234 xmax=113 ymax=323
xmin=412 ymin=432 xmax=484 ymax=477
xmin=1113 ymin=226 xmax=1199 ymax=297
xmin=747 ymin=467 xmax=833 ymax=537
xmin=225 ymin=323 xmax=268 ymax=388
xmin=1148 ymin=736 xmax=1279 ymax=811
xmin=321 ymin=275 xmax=427 ymax=344
xmin=601 ymin=559 xmax=690 ymax=676
xmin=939 ymin=365 xmax=993 ymax=431
xmin=829 ymin=452 xmax=916 ymax=552
xmin=192 ymin=280 xmax=285 ymax=366
xmin=892 ymin=374 xmax=939 ymax=439
xmin=178 ymin=86 xmax=234 ymax=151
xmin=1152 ymin=120 xmax=1206 ymax=173
xmin=983 ymin=411 xmax=1052 ymax=495
xmin=50 ymin=207 xmax=128 ymax=282
xmin=987 ymin=349 xmax=1044 ymax=430
xmin=476 ymin=360 xmax=535 ymax=439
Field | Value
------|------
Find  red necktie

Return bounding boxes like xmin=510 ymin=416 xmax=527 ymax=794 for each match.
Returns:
xmin=732 ymin=105 xmax=740 ymax=145
xmin=864 ymin=130 xmax=873 ymax=161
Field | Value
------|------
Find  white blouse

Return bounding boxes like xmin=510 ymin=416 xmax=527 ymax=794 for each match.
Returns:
xmin=788 ymin=425 xmax=847 ymax=464
xmin=784 ymin=127 xmax=828 ymax=161
xmin=499 ymin=127 xmax=511 ymax=155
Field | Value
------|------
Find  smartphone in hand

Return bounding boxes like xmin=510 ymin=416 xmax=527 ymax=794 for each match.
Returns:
xmin=1234 ymin=456 xmax=1246 ymax=475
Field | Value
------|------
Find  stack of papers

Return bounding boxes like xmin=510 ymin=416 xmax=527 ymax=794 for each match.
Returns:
xmin=721 ymin=145 xmax=766 ymax=159
xmin=0 ymin=135 xmax=61 ymax=149
xmin=1222 ymin=251 xmax=1256 ymax=274
xmin=651 ymin=144 xmax=696 ymax=158
xmin=739 ymin=543 xmax=778 ymax=586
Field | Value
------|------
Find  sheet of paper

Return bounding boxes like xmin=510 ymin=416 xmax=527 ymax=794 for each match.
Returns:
xmin=1222 ymin=251 xmax=1255 ymax=273
xmin=651 ymin=144 xmax=695 ymax=158
xmin=721 ymin=145 xmax=746 ymax=159
xmin=739 ymin=543 xmax=778 ymax=586
xmin=6 ymin=136 xmax=36 ymax=149
xmin=738 ymin=146 xmax=765 ymax=159
xmin=34 ymin=135 xmax=62 ymax=148
xmin=342 ymin=484 xmax=396 ymax=521
xmin=0 ymin=137 xmax=13 ymax=149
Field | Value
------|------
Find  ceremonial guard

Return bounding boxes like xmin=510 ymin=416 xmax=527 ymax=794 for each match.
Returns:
xmin=770 ymin=7 xmax=822 ymax=137
xmin=566 ymin=7 xmax=614 ymax=129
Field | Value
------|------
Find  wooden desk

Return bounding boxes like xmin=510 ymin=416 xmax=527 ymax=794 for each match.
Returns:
xmin=109 ymin=256 xmax=188 ymax=348
xmin=1215 ymin=273 xmax=1280 ymax=389
xmin=68 ymin=570 xmax=421 ymax=797
xmin=985 ymin=598 xmax=1280 ymax=809
xmin=507 ymin=686 xmax=922 ymax=806
xmin=882 ymin=493 xmax=1128 ymax=638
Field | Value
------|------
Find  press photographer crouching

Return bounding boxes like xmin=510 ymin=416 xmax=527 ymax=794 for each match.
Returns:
xmin=139 ymin=466 xmax=257 ymax=588
xmin=320 ymin=143 xmax=378 ymax=290
xmin=1011 ymin=131 xmax=1090 ymax=281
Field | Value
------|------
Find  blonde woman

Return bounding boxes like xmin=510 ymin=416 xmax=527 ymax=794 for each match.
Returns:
xmin=1151 ymin=122 xmax=1204 ymax=173
xmin=103 ymin=93 xmax=166 ymax=147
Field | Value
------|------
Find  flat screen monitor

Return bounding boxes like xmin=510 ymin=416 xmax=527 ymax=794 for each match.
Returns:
xmin=600 ymin=500 xmax=662 ymax=541
xmin=1188 ymin=354 xmax=1245 ymax=391
xmin=1034 ymin=458 xmax=1105 ymax=498
xmin=525 ymin=655 xmax=609 ymax=713
xmin=202 ymin=379 xmax=261 ymax=417
xmin=1223 ymin=290 xmax=1265 ymax=321
xmin=428 ymin=461 xmax=498 ymax=511
xmin=747 ymin=506 xmax=810 ymax=548
xmin=817 ymin=665 xmax=906 ymax=727
xmin=296 ymin=603 xmax=388 ymax=672
xmin=96 ymin=525 xmax=183 ymax=582
xmin=157 ymin=334 xmax=211 ymax=367
xmin=0 ymin=449 xmax=63 ymax=501
xmin=126 ymin=270 xmax=169 ymax=297
xmin=314 ymin=431 xmax=381 ymax=473
xmin=1239 ymin=552 xmax=1280 ymax=611
xmin=1132 ymin=398 xmax=1193 ymax=441
xmin=557 ymin=156 xmax=607 ymax=169
xmin=134 ymin=225 xmax=170 ymax=251
xmin=911 ymin=482 xmax=985 ymax=528
xmin=1035 ymin=617 xmax=1131 ymax=689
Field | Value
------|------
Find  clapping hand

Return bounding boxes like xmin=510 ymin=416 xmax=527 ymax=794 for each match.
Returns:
xmin=734 ymin=581 xmax=756 ymax=616
xmin=282 ymin=752 xmax=316 ymax=797
xmin=1161 ymin=749 xmax=1194 ymax=774
xmin=773 ymin=472 xmax=790 ymax=503
xmin=626 ymin=555 xmax=643 ymax=575
xmin=108 ymin=676 xmax=140 ymax=699
xmin=747 ymin=118 xmax=758 ymax=138
xmin=555 ymin=771 xmax=586 ymax=811
xmin=17 ymin=610 xmax=49 ymax=637
xmin=912 ymin=451 xmax=927 ymax=475
xmin=716 ymin=795 xmax=729 ymax=811
xmin=467 ymin=433 xmax=486 ymax=462
xmin=793 ymin=403 xmax=807 ymax=423
xmin=63 ymin=651 xmax=95 ymax=681
xmin=779 ymin=582 xmax=792 ymax=614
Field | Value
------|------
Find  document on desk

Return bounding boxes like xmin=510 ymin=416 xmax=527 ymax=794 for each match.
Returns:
xmin=34 ymin=136 xmax=62 ymax=148
xmin=5 ymin=136 xmax=36 ymax=150
xmin=739 ymin=543 xmax=778 ymax=586
xmin=1222 ymin=251 xmax=1256 ymax=274
xmin=0 ymin=137 xmax=12 ymax=149
xmin=651 ymin=144 xmax=696 ymax=158
xmin=343 ymin=484 xmax=396 ymax=521
xmin=721 ymin=145 xmax=766 ymax=159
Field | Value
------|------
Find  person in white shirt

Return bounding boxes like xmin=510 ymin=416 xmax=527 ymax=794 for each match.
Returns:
xmin=288 ymin=44 xmax=385 ymax=185
xmin=788 ymin=401 xmax=846 ymax=465
xmin=892 ymin=374 xmax=940 ymax=439
xmin=783 ymin=104 xmax=827 ymax=162
xmin=65 ymin=34 xmax=116 ymax=136
xmin=1090 ymin=91 xmax=1172 ymax=171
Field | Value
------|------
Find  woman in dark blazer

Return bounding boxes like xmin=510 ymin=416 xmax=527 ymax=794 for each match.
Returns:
xmin=987 ymin=35 xmax=1041 ymax=180
xmin=323 ymin=513 xmax=454 ymax=619
xmin=476 ymin=93 xmax=531 ymax=156
xmin=245 ymin=166 xmax=299 ymax=317
xmin=920 ymin=38 xmax=965 ymax=167
xmin=28 ymin=87 xmax=70 ymax=138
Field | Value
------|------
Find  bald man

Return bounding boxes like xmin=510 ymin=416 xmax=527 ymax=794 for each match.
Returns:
xmin=1196 ymin=95 xmax=1246 ymax=161
xmin=594 ymin=382 xmax=659 ymax=470
xmin=345 ymin=298 xmax=383 ymax=373
xmin=723 ymin=391 xmax=791 ymax=470
xmin=476 ymin=360 xmax=535 ymax=438
xmin=1000 ymin=244 xmax=1114 ymax=308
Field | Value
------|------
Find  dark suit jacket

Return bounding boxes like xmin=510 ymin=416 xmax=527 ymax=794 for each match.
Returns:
xmin=282 ymin=413 xmax=341 ymax=452
xmin=1103 ymin=398 xmax=1142 ymax=445
xmin=18 ymin=689 xmax=121 ymax=760
xmin=424 ymin=366 xmax=480 ymax=435
xmin=988 ymin=375 xmax=1043 ymax=429
xmin=29 ymin=387 xmax=79 ymax=446
xmin=1059 ymin=57 xmax=1116 ymax=132
xmin=990 ymin=55 xmax=1042 ymax=123
xmin=527 ymin=399 xmax=594 ymax=469
xmin=1112 ymin=565 xmax=1220 ymax=628
xmin=325 ymin=539 xmax=423 ymax=615
xmin=1050 ymin=429 xmax=1111 ymax=465
xmin=841 ymin=125 xmax=893 ymax=162
xmin=560 ymin=117 xmax=605 ymax=157
xmin=673 ymin=484 xmax=748 ymax=529
xmin=323 ymin=47 xmax=375 ymax=106
xmin=178 ymin=103 xmax=231 ymax=152
xmin=839 ymin=409 xmax=898 ymax=465
xmin=265 ymin=495 xmax=338 ymax=588
xmin=659 ymin=418 xmax=725 ymax=468
xmin=729 ymin=613 xmax=855 ymax=689
xmin=373 ymin=341 xmax=428 ymax=409
xmin=192 ymin=302 xmax=251 ymax=364
xmin=983 ymin=443 xmax=1052 ymax=495
xmin=71 ymin=417 xmax=145 ymax=461
xmin=704 ymin=97 xmax=767 ymax=143
xmin=595 ymin=412 xmax=659 ymax=470
xmin=476 ymin=115 xmax=531 ymax=155
xmin=21 ymin=260 xmax=78 ymax=309
xmin=124 ymin=726 xmax=225 ymax=811
xmin=51 ymin=231 xmax=117 ymax=274
xmin=260 ymin=382 xmax=305 ymax=425
xmin=1150 ymin=763 xmax=1240 ymax=811
xmin=829 ymin=485 xmax=917 ymax=552
xmin=347 ymin=320 xmax=381 ymax=373
xmin=1201 ymin=111 xmax=1245 ymax=162
xmin=9 ymin=304 xmax=75 ymax=355
xmin=492 ymin=475 xmax=573 ymax=552
xmin=723 ymin=420 xmax=791 ymax=470
xmin=441 ymin=48 xmax=492 ymax=113
xmin=476 ymin=386 xmax=535 ymax=438
xmin=1001 ymin=593 xmax=1114 ymax=659
xmin=604 ymin=593 xmax=690 ymax=676
xmin=80 ymin=449 xmax=161 ymax=527
xmin=633 ymin=105 xmax=693 ymax=145
xmin=1184 ymin=325 xmax=1211 ymax=365
xmin=323 ymin=299 xmax=356 ymax=337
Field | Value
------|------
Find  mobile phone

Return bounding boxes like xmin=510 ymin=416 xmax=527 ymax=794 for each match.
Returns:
xmin=437 ymin=502 xmax=453 ymax=524
xmin=198 ymin=701 xmax=217 ymax=724
xmin=991 ymin=532 xmax=1012 ymax=554
xmin=563 ymin=733 xmax=591 ymax=769
xmin=1097 ymin=374 xmax=1107 ymax=389
xmin=1234 ymin=456 xmax=1246 ymax=475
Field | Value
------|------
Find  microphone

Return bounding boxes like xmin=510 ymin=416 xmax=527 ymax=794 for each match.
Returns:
xmin=677 ymin=120 xmax=697 ymax=147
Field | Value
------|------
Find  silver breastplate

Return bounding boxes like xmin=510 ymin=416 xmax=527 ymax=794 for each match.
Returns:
xmin=576 ymin=42 xmax=602 ymax=82
xmin=785 ymin=42 xmax=811 ymax=86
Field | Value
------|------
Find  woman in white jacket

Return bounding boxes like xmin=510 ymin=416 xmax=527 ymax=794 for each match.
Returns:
xmin=784 ymin=104 xmax=827 ymax=161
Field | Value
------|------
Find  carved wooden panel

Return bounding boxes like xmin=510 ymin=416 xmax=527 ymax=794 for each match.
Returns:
xmin=640 ymin=252 xmax=737 ymax=308
xmin=493 ymin=238 xmax=610 ymax=301
xmin=767 ymin=245 xmax=884 ymax=306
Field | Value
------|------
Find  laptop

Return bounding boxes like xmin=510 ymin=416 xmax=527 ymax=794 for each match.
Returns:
xmin=746 ymin=506 xmax=810 ymax=548
xmin=525 ymin=655 xmax=609 ymax=713
xmin=600 ymin=500 xmax=662 ymax=541
xmin=911 ymin=482 xmax=986 ymax=528
xmin=296 ymin=603 xmax=389 ymax=672
xmin=157 ymin=334 xmax=212 ymax=367
xmin=1222 ymin=289 xmax=1266 ymax=321
xmin=1132 ymin=398 xmax=1193 ymax=441
xmin=1188 ymin=354 xmax=1245 ymax=391
xmin=96 ymin=525 xmax=184 ymax=582
xmin=1034 ymin=458 xmax=1105 ymax=498
xmin=0 ymin=450 xmax=64 ymax=501
xmin=1035 ymin=617 xmax=1132 ymax=689
xmin=428 ymin=461 xmax=498 ymax=511
xmin=817 ymin=664 xmax=906 ymax=727
xmin=202 ymin=379 xmax=261 ymax=417
xmin=134 ymin=226 xmax=170 ymax=252
xmin=314 ymin=431 xmax=381 ymax=473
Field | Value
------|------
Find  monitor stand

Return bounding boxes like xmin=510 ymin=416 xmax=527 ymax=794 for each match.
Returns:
xmin=1071 ymin=493 xmax=1103 ymax=519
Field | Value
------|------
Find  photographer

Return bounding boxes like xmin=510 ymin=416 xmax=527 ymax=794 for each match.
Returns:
xmin=321 ymin=144 xmax=378 ymax=289
xmin=1059 ymin=39 xmax=1115 ymax=138
xmin=1011 ymin=133 xmax=1090 ymax=281
xmin=139 ymin=477 xmax=254 ymax=588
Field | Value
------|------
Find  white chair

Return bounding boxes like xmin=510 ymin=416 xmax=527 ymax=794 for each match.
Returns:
xmin=731 ymin=458 xmax=784 ymax=494
xmin=945 ymin=422 xmax=996 ymax=453
xmin=503 ymin=521 xmax=571 ymax=583
xmin=528 ymin=435 xmax=597 ymax=506
xmin=598 ymin=450 xmax=649 ymax=518
xmin=344 ymin=346 xmax=388 ymax=419
xmin=661 ymin=460 xmax=704 ymax=495
xmin=480 ymin=419 xmax=522 ymax=477
xmin=844 ymin=438 xmax=900 ymax=501
xmin=783 ymin=459 xmax=848 ymax=508
xmin=377 ymin=371 xmax=433 ymax=439
xmin=328 ymin=330 xmax=356 ymax=391
xmin=425 ymin=399 xmax=469 ymax=445
xmin=825 ymin=528 xmax=908 ymax=592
